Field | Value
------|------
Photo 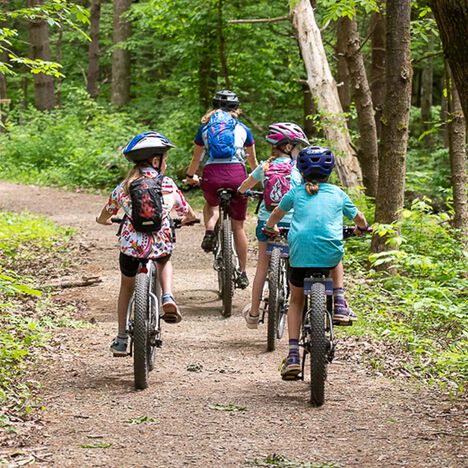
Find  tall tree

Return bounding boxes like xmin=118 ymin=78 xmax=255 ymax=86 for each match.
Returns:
xmin=341 ymin=15 xmax=379 ymax=197
xmin=87 ymin=0 xmax=101 ymax=98
xmin=111 ymin=0 xmax=131 ymax=106
xmin=447 ymin=65 xmax=468 ymax=238
xmin=28 ymin=0 xmax=56 ymax=110
xmin=372 ymin=0 xmax=412 ymax=255
xmin=430 ymin=1 xmax=468 ymax=120
xmin=369 ymin=5 xmax=386 ymax=139
xmin=217 ymin=0 xmax=230 ymax=89
xmin=290 ymin=0 xmax=362 ymax=187
xmin=420 ymin=25 xmax=434 ymax=145
xmin=335 ymin=18 xmax=351 ymax=116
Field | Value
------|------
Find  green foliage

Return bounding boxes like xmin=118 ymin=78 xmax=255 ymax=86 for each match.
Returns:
xmin=345 ymin=199 xmax=468 ymax=391
xmin=1 ymin=0 xmax=89 ymax=77
xmin=0 ymin=90 xmax=141 ymax=190
xmin=0 ymin=211 xmax=78 ymax=415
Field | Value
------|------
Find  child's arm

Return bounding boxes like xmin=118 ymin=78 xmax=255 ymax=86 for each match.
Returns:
xmin=96 ymin=206 xmax=114 ymax=225
xmin=171 ymin=181 xmax=197 ymax=224
xmin=238 ymin=174 xmax=258 ymax=194
xmin=264 ymin=207 xmax=287 ymax=235
xmin=353 ymin=211 xmax=369 ymax=236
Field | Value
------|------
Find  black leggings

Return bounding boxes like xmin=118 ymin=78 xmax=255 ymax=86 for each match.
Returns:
xmin=119 ymin=253 xmax=171 ymax=278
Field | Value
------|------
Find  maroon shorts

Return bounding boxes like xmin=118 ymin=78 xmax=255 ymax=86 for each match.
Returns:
xmin=201 ymin=163 xmax=248 ymax=221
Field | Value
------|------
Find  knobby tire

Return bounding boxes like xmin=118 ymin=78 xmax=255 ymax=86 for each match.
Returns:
xmin=267 ymin=248 xmax=281 ymax=352
xmin=134 ymin=272 xmax=150 ymax=390
xmin=148 ymin=270 xmax=161 ymax=372
xmin=220 ymin=219 xmax=233 ymax=318
xmin=309 ymin=282 xmax=327 ymax=407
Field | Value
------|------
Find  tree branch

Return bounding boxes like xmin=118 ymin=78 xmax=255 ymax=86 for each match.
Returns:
xmin=228 ymin=15 xmax=289 ymax=25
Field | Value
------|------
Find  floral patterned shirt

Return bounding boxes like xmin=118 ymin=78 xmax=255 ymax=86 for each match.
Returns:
xmin=106 ymin=167 xmax=189 ymax=259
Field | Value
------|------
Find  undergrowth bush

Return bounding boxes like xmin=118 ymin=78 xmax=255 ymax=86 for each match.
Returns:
xmin=345 ymin=198 xmax=467 ymax=393
xmin=0 ymin=211 xmax=80 ymax=417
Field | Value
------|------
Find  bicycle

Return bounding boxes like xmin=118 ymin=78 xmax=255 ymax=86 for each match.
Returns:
xmin=245 ymin=190 xmax=290 ymax=352
xmin=211 ymin=188 xmax=246 ymax=318
xmin=112 ymin=217 xmax=199 ymax=390
xmin=299 ymin=226 xmax=372 ymax=407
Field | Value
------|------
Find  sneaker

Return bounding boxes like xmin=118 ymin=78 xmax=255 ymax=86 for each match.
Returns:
xmin=242 ymin=304 xmax=259 ymax=330
xmin=333 ymin=301 xmax=357 ymax=325
xmin=280 ymin=355 xmax=301 ymax=381
xmin=236 ymin=271 xmax=249 ymax=290
xmin=110 ymin=336 xmax=128 ymax=357
xmin=162 ymin=293 xmax=182 ymax=324
xmin=201 ymin=232 xmax=215 ymax=252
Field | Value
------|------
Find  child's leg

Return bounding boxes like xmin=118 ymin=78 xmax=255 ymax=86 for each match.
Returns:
xmin=157 ymin=257 xmax=173 ymax=294
xmin=243 ymin=241 xmax=268 ymax=328
xmin=117 ymin=273 xmax=135 ymax=335
xmin=330 ymin=261 xmax=356 ymax=322
xmin=280 ymin=283 xmax=304 ymax=379
xmin=157 ymin=257 xmax=182 ymax=324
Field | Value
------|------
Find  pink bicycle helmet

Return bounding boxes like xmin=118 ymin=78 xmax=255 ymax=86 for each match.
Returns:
xmin=265 ymin=122 xmax=309 ymax=147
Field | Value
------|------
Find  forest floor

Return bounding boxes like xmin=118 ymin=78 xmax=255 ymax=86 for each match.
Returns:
xmin=0 ymin=181 xmax=466 ymax=467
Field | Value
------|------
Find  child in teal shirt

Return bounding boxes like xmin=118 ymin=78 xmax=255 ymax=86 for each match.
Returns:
xmin=265 ymin=146 xmax=369 ymax=380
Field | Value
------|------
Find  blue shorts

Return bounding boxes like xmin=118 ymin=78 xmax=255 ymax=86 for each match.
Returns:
xmin=255 ymin=220 xmax=290 ymax=242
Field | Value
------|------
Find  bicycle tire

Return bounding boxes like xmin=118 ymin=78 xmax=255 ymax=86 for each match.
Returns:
xmin=267 ymin=248 xmax=281 ymax=351
xmin=133 ymin=272 xmax=150 ymax=390
xmin=220 ymin=218 xmax=233 ymax=318
xmin=309 ymin=282 xmax=327 ymax=407
xmin=148 ymin=268 xmax=161 ymax=372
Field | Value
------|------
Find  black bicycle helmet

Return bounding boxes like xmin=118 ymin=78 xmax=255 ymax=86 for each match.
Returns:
xmin=122 ymin=131 xmax=175 ymax=162
xmin=212 ymin=89 xmax=240 ymax=111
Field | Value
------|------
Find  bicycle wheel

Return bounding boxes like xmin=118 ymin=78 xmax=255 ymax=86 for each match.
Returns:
xmin=267 ymin=248 xmax=281 ymax=352
xmin=148 ymin=267 xmax=161 ymax=372
xmin=220 ymin=218 xmax=234 ymax=317
xmin=309 ymin=282 xmax=327 ymax=407
xmin=133 ymin=272 xmax=150 ymax=390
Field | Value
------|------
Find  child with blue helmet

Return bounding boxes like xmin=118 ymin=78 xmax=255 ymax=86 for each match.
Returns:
xmin=96 ymin=132 xmax=197 ymax=356
xmin=264 ymin=146 xmax=369 ymax=380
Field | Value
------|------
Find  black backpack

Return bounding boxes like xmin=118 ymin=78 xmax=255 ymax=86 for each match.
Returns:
xmin=129 ymin=176 xmax=164 ymax=233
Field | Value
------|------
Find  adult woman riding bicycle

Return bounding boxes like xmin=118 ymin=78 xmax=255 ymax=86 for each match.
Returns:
xmin=185 ymin=90 xmax=258 ymax=289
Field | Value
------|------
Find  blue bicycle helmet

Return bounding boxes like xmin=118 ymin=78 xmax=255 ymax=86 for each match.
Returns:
xmin=122 ymin=131 xmax=175 ymax=162
xmin=297 ymin=146 xmax=335 ymax=177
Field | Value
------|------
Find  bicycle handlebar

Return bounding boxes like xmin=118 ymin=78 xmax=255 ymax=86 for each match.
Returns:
xmin=243 ymin=190 xmax=264 ymax=199
xmin=111 ymin=217 xmax=201 ymax=229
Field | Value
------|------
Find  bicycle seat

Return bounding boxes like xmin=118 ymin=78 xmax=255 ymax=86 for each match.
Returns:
xmin=216 ymin=188 xmax=235 ymax=194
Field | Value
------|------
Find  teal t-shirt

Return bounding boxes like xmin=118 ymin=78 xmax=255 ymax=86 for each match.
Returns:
xmin=279 ymin=183 xmax=359 ymax=268
xmin=251 ymin=156 xmax=302 ymax=223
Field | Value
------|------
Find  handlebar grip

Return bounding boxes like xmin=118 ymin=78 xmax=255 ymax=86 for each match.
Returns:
xmin=111 ymin=217 xmax=123 ymax=224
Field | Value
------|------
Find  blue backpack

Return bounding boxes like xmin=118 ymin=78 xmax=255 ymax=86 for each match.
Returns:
xmin=205 ymin=111 xmax=237 ymax=159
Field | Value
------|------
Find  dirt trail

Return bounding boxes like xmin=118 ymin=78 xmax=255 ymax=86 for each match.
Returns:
xmin=0 ymin=181 xmax=466 ymax=467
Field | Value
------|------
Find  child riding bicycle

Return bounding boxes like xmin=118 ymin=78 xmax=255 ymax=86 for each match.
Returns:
xmin=185 ymin=90 xmax=258 ymax=289
xmin=238 ymin=122 xmax=308 ymax=329
xmin=96 ymin=131 xmax=197 ymax=356
xmin=264 ymin=146 xmax=369 ymax=380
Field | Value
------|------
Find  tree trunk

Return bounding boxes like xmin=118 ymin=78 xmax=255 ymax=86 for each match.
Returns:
xmin=87 ymin=0 xmax=101 ymax=98
xmin=28 ymin=0 xmax=56 ymax=110
xmin=369 ymin=5 xmax=386 ymax=139
xmin=341 ymin=16 xmax=379 ymax=198
xmin=303 ymin=84 xmax=317 ymax=139
xmin=290 ymin=0 xmax=362 ymax=187
xmin=420 ymin=26 xmax=434 ymax=145
xmin=430 ymin=1 xmax=468 ymax=120
xmin=372 ymin=0 xmax=412 ymax=255
xmin=447 ymin=66 xmax=468 ymax=238
xmin=111 ymin=0 xmax=131 ymax=106
xmin=336 ymin=18 xmax=351 ymax=116
xmin=217 ymin=0 xmax=230 ymax=89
